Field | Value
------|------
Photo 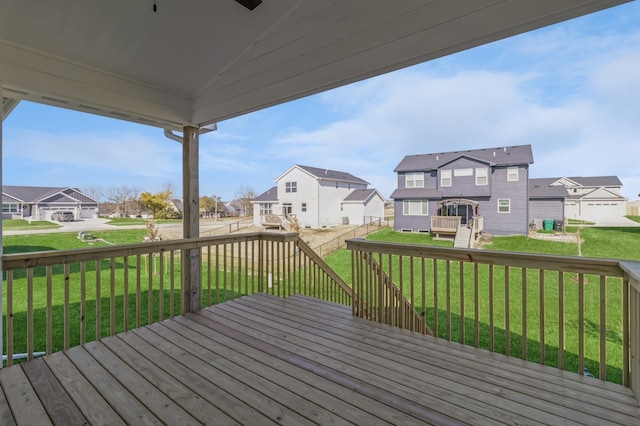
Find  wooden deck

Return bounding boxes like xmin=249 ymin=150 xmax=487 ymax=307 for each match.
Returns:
xmin=1 ymin=294 xmax=639 ymax=425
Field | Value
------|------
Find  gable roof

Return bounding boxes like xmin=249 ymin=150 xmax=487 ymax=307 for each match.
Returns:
xmin=394 ymin=145 xmax=534 ymax=172
xmin=343 ymin=188 xmax=384 ymax=204
xmin=253 ymin=187 xmax=278 ymax=202
xmin=277 ymin=165 xmax=369 ymax=185
xmin=2 ymin=186 xmax=99 ymax=204
xmin=528 ymin=178 xmax=569 ymax=199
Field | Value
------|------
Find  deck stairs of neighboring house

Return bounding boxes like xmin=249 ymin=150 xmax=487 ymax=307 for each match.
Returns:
xmin=454 ymin=225 xmax=472 ymax=248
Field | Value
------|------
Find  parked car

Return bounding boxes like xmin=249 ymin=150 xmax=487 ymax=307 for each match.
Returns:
xmin=51 ymin=211 xmax=74 ymax=222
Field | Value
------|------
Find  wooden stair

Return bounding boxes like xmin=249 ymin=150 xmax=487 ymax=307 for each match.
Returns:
xmin=454 ymin=225 xmax=472 ymax=248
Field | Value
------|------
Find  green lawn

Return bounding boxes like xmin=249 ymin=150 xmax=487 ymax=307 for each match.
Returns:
xmin=325 ymin=226 xmax=640 ymax=384
xmin=2 ymin=219 xmax=60 ymax=231
xmin=105 ymin=217 xmax=182 ymax=226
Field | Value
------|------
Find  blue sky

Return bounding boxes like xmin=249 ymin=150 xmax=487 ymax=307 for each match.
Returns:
xmin=3 ymin=2 xmax=640 ymax=202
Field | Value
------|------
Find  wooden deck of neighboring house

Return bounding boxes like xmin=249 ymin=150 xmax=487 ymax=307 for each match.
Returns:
xmin=1 ymin=293 xmax=639 ymax=425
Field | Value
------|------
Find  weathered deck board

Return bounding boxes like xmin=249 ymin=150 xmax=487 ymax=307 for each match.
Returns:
xmin=0 ymin=293 xmax=639 ymax=425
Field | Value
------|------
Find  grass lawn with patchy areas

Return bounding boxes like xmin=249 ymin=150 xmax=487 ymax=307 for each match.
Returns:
xmin=105 ymin=217 xmax=182 ymax=226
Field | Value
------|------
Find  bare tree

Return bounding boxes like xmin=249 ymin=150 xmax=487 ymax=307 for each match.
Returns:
xmin=107 ymin=186 xmax=140 ymax=217
xmin=81 ymin=185 xmax=105 ymax=202
xmin=235 ymin=186 xmax=256 ymax=216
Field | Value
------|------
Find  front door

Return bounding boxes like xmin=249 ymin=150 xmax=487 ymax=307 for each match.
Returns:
xmin=282 ymin=203 xmax=292 ymax=217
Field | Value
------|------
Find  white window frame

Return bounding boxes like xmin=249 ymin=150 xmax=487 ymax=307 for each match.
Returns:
xmin=507 ymin=167 xmax=519 ymax=182
xmin=301 ymin=203 xmax=307 ymax=212
xmin=454 ymin=168 xmax=473 ymax=177
xmin=259 ymin=203 xmax=273 ymax=215
xmin=497 ymin=199 xmax=511 ymax=214
xmin=403 ymin=200 xmax=428 ymax=216
xmin=405 ymin=172 xmax=424 ymax=188
xmin=285 ymin=181 xmax=297 ymax=193
xmin=2 ymin=203 xmax=20 ymax=213
xmin=475 ymin=168 xmax=488 ymax=186
xmin=440 ymin=170 xmax=452 ymax=187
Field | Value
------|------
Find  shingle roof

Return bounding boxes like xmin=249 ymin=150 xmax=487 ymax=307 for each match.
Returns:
xmin=563 ymin=176 xmax=623 ymax=187
xmin=2 ymin=186 xmax=97 ymax=203
xmin=343 ymin=188 xmax=381 ymax=203
xmin=528 ymin=179 xmax=568 ymax=199
xmin=296 ymin=165 xmax=368 ymax=185
xmin=394 ymin=145 xmax=533 ymax=172
xmin=390 ymin=188 xmax=443 ymax=200
xmin=253 ymin=187 xmax=278 ymax=202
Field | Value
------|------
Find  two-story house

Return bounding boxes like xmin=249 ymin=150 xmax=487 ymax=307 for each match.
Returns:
xmin=391 ymin=145 xmax=534 ymax=236
xmin=252 ymin=165 xmax=385 ymax=229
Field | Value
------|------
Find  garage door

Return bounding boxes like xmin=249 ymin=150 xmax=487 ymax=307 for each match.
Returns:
xmin=81 ymin=207 xmax=98 ymax=218
xmin=580 ymin=202 xmax=624 ymax=222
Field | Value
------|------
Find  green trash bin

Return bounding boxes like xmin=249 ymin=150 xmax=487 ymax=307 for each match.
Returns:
xmin=543 ymin=219 xmax=554 ymax=231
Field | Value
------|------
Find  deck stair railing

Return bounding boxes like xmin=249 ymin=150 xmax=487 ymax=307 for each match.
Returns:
xmin=2 ymin=232 xmax=352 ymax=367
xmin=347 ymin=237 xmax=640 ymax=403
xmin=356 ymin=251 xmax=433 ymax=335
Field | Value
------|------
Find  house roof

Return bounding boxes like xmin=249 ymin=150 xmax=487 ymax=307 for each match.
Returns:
xmin=2 ymin=186 xmax=99 ymax=204
xmin=253 ymin=187 xmax=278 ymax=202
xmin=280 ymin=165 xmax=369 ymax=185
xmin=528 ymin=179 xmax=569 ymax=199
xmin=554 ymin=176 xmax=623 ymax=187
xmin=1 ymin=2 xmax=627 ymax=129
xmin=394 ymin=145 xmax=534 ymax=172
xmin=389 ymin=188 xmax=443 ymax=200
xmin=343 ymin=188 xmax=384 ymax=203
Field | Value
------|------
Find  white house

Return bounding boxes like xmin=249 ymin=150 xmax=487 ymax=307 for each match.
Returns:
xmin=548 ymin=176 xmax=627 ymax=222
xmin=252 ymin=165 xmax=385 ymax=229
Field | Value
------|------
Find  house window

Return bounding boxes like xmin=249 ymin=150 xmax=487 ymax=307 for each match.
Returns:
xmin=2 ymin=203 xmax=20 ymax=213
xmin=475 ymin=168 xmax=488 ymax=186
xmin=497 ymin=199 xmax=510 ymax=213
xmin=405 ymin=172 xmax=424 ymax=188
xmin=403 ymin=200 xmax=428 ymax=216
xmin=285 ymin=182 xmax=297 ymax=193
xmin=259 ymin=204 xmax=273 ymax=215
xmin=301 ymin=203 xmax=307 ymax=212
xmin=454 ymin=168 xmax=473 ymax=177
xmin=440 ymin=170 xmax=452 ymax=187
xmin=507 ymin=167 xmax=519 ymax=182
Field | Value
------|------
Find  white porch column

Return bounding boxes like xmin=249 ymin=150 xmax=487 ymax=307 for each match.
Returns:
xmin=181 ymin=125 xmax=201 ymax=313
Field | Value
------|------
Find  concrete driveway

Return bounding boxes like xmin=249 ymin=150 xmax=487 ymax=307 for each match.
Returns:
xmin=587 ymin=216 xmax=640 ymax=227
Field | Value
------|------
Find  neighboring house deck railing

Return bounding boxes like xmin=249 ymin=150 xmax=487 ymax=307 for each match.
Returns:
xmin=2 ymin=232 xmax=352 ymax=366
xmin=430 ymin=215 xmax=462 ymax=235
xmin=346 ymin=238 xmax=640 ymax=402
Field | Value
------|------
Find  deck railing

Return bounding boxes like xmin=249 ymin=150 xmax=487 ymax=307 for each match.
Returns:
xmin=347 ymin=238 xmax=640 ymax=400
xmin=2 ymin=232 xmax=352 ymax=366
xmin=430 ymin=215 xmax=461 ymax=235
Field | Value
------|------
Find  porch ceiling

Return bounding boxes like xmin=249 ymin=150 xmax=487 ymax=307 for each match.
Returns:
xmin=0 ymin=0 xmax=630 ymax=130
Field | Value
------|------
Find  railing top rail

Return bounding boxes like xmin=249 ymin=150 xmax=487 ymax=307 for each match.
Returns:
xmin=346 ymin=238 xmax=633 ymax=277
xmin=2 ymin=231 xmax=300 ymax=269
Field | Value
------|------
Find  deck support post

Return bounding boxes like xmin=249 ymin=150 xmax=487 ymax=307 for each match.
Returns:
xmin=182 ymin=125 xmax=201 ymax=313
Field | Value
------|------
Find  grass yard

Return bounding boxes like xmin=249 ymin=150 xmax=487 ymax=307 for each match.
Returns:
xmin=325 ymin=226 xmax=640 ymax=384
xmin=105 ymin=217 xmax=182 ymax=226
xmin=2 ymin=219 xmax=60 ymax=231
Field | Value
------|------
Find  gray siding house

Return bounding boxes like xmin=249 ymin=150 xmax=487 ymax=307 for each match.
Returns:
xmin=528 ymin=178 xmax=568 ymax=228
xmin=2 ymin=186 xmax=99 ymax=220
xmin=391 ymin=145 xmax=534 ymax=236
